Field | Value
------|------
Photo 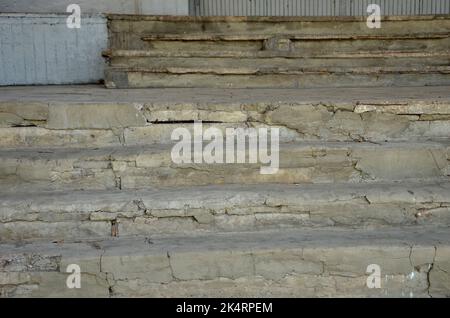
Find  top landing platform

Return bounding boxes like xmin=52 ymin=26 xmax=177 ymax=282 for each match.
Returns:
xmin=1 ymin=85 xmax=449 ymax=106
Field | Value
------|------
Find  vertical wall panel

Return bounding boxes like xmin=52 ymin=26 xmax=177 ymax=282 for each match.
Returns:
xmin=0 ymin=0 xmax=190 ymax=15
xmin=191 ymin=0 xmax=450 ymax=16
xmin=0 ymin=14 xmax=107 ymax=86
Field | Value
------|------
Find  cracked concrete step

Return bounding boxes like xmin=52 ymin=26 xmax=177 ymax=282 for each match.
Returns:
xmin=107 ymin=55 xmax=450 ymax=70
xmin=1 ymin=85 xmax=449 ymax=148
xmin=108 ymin=66 xmax=450 ymax=75
xmin=106 ymin=15 xmax=450 ymax=88
xmin=0 ymin=142 xmax=448 ymax=191
xmin=105 ymin=49 xmax=450 ymax=59
xmin=108 ymin=15 xmax=450 ymax=52
xmin=130 ymin=36 xmax=449 ymax=55
xmin=2 ymin=117 xmax=450 ymax=148
xmin=105 ymin=66 xmax=450 ymax=88
xmin=1 ymin=227 xmax=449 ymax=297
xmin=140 ymin=33 xmax=450 ymax=41
xmin=1 ymin=182 xmax=449 ymax=241
xmin=0 ymin=124 xmax=253 ymax=149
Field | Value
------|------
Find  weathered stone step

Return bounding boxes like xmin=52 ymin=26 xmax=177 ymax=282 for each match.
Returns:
xmin=107 ymin=15 xmax=450 ymax=88
xmin=0 ymin=124 xmax=256 ymax=148
xmin=130 ymin=36 xmax=450 ymax=55
xmin=2 ymin=85 xmax=449 ymax=148
xmin=108 ymin=65 xmax=450 ymax=75
xmin=108 ymin=55 xmax=450 ymax=70
xmin=105 ymin=49 xmax=450 ymax=59
xmin=1 ymin=182 xmax=449 ymax=242
xmin=105 ymin=66 xmax=450 ymax=88
xmin=108 ymin=15 xmax=450 ymax=51
xmin=134 ymin=34 xmax=449 ymax=54
xmin=0 ymin=142 xmax=448 ymax=191
xmin=1 ymin=227 xmax=449 ymax=297
xmin=140 ymin=33 xmax=450 ymax=41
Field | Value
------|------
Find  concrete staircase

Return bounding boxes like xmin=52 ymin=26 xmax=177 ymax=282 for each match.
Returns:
xmin=1 ymin=85 xmax=449 ymax=298
xmin=104 ymin=15 xmax=450 ymax=88
xmin=1 ymin=15 xmax=450 ymax=297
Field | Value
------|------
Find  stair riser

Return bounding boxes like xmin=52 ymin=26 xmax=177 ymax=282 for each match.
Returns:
xmin=3 ymin=116 xmax=450 ymax=148
xmin=2 ymin=182 xmax=450 ymax=241
xmin=3 ymin=100 xmax=449 ymax=147
xmin=0 ymin=127 xmax=124 ymax=148
xmin=142 ymin=40 xmax=262 ymax=52
xmin=1 ymin=201 xmax=449 ymax=242
xmin=290 ymin=38 xmax=449 ymax=54
xmin=105 ymin=70 xmax=450 ymax=88
xmin=119 ymin=37 xmax=450 ymax=54
xmin=0 ymin=145 xmax=448 ymax=190
xmin=108 ymin=17 xmax=450 ymax=50
xmin=110 ymin=56 xmax=450 ymax=70
xmin=1 ymin=228 xmax=449 ymax=297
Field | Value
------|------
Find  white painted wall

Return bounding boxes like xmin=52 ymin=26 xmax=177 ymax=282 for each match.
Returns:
xmin=0 ymin=1 xmax=190 ymax=86
xmin=0 ymin=0 xmax=189 ymax=15
xmin=0 ymin=14 xmax=107 ymax=85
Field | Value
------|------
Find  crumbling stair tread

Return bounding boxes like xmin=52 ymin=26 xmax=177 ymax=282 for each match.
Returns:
xmin=0 ymin=140 xmax=448 ymax=157
xmin=105 ymin=49 xmax=450 ymax=59
xmin=2 ymin=226 xmax=449 ymax=258
xmin=1 ymin=226 xmax=450 ymax=297
xmin=140 ymin=32 xmax=450 ymax=42
xmin=108 ymin=65 xmax=450 ymax=75
xmin=2 ymin=84 xmax=450 ymax=105
xmin=2 ymin=181 xmax=449 ymax=210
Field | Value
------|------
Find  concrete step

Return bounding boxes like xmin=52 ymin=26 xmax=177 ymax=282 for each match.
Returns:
xmin=2 ymin=85 xmax=449 ymax=148
xmin=3 ymin=112 xmax=450 ymax=148
xmin=106 ymin=15 xmax=450 ymax=88
xmin=0 ymin=142 xmax=448 ymax=191
xmin=1 ymin=182 xmax=449 ymax=241
xmin=108 ymin=15 xmax=450 ymax=51
xmin=1 ymin=227 xmax=449 ymax=297
xmin=140 ymin=33 xmax=450 ymax=41
xmin=108 ymin=55 xmax=450 ymax=70
xmin=105 ymin=65 xmax=450 ymax=88
xmin=141 ymin=33 xmax=449 ymax=52
xmin=105 ymin=49 xmax=450 ymax=59
xmin=134 ymin=33 xmax=449 ymax=54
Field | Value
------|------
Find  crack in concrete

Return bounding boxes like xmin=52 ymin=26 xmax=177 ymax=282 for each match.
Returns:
xmin=166 ymin=251 xmax=177 ymax=282
xmin=98 ymin=249 xmax=117 ymax=298
xmin=426 ymin=246 xmax=437 ymax=298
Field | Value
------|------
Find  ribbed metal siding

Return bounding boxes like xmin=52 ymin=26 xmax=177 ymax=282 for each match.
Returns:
xmin=350 ymin=0 xmax=450 ymax=15
xmin=190 ymin=0 xmax=450 ymax=16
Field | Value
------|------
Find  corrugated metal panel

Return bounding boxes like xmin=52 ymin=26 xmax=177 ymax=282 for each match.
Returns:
xmin=0 ymin=14 xmax=107 ymax=86
xmin=190 ymin=0 xmax=450 ymax=16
